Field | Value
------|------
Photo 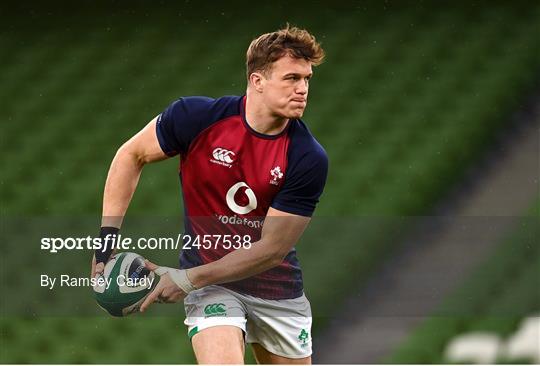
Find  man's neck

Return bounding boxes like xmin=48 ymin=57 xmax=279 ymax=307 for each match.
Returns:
xmin=245 ymin=93 xmax=289 ymax=136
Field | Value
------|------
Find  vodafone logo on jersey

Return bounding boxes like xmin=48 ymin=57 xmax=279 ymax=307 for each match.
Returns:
xmin=226 ymin=182 xmax=257 ymax=215
xmin=210 ymin=147 xmax=236 ymax=168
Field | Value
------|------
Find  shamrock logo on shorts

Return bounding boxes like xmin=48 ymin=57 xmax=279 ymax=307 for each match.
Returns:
xmin=298 ymin=329 xmax=309 ymax=344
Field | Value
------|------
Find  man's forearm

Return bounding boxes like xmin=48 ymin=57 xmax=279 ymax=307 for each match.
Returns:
xmin=101 ymin=146 xmax=144 ymax=228
xmin=187 ymin=238 xmax=285 ymax=289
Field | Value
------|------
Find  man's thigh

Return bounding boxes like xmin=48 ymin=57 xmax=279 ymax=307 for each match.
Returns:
xmin=184 ymin=286 xmax=248 ymax=364
xmin=251 ymin=343 xmax=311 ymax=365
xmin=192 ymin=325 xmax=245 ymax=364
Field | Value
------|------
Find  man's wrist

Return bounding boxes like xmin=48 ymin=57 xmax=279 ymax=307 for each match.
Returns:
xmin=95 ymin=226 xmax=119 ymax=265
xmin=155 ymin=267 xmax=198 ymax=294
xmin=180 ymin=269 xmax=198 ymax=293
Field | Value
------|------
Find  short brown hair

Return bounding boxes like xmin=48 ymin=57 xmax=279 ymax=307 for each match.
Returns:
xmin=246 ymin=25 xmax=325 ymax=79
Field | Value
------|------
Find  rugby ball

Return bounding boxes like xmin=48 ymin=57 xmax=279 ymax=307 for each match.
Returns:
xmin=93 ymin=252 xmax=157 ymax=317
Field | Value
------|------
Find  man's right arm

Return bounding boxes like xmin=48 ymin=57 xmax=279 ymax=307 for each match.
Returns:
xmin=92 ymin=117 xmax=169 ymax=277
xmin=101 ymin=116 xmax=169 ymax=226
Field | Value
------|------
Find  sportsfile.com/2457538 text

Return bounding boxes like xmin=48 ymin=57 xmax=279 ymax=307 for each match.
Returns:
xmin=40 ymin=234 xmax=253 ymax=253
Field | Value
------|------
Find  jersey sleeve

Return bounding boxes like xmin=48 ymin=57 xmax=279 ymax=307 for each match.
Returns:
xmin=271 ymin=147 xmax=329 ymax=217
xmin=155 ymin=96 xmax=214 ymax=156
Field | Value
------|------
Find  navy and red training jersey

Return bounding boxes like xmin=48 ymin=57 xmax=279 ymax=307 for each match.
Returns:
xmin=156 ymin=95 xmax=328 ymax=299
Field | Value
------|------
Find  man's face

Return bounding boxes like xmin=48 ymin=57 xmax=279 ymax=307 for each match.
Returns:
xmin=260 ymin=54 xmax=313 ymax=119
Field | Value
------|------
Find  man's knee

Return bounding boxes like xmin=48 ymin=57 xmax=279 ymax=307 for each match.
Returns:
xmin=192 ymin=325 xmax=245 ymax=364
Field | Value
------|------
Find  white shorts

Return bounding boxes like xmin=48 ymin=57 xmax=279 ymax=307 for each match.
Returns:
xmin=183 ymin=285 xmax=312 ymax=359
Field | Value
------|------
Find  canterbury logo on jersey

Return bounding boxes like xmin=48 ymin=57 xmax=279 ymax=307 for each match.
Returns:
xmin=210 ymin=147 xmax=235 ymax=168
xmin=226 ymin=182 xmax=257 ymax=215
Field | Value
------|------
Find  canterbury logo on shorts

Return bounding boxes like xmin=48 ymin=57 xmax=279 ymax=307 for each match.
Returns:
xmin=204 ymin=303 xmax=227 ymax=317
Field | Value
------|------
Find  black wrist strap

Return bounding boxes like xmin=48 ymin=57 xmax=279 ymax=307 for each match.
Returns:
xmin=95 ymin=226 xmax=119 ymax=264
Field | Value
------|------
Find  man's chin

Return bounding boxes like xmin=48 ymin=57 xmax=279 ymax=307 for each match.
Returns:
xmin=287 ymin=109 xmax=305 ymax=119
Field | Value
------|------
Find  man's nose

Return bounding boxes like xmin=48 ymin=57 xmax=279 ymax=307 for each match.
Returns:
xmin=296 ymin=81 xmax=308 ymax=95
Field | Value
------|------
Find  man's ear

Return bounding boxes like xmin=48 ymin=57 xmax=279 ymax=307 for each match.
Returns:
xmin=249 ymin=72 xmax=265 ymax=93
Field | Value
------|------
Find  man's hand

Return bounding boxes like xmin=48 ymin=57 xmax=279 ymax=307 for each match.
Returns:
xmin=91 ymin=254 xmax=105 ymax=278
xmin=91 ymin=246 xmax=116 ymax=278
xmin=140 ymin=260 xmax=187 ymax=312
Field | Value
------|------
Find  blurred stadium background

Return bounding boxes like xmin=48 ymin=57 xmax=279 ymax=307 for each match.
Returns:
xmin=1 ymin=1 xmax=538 ymax=363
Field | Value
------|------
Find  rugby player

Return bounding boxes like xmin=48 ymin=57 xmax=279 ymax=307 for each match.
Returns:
xmin=92 ymin=25 xmax=328 ymax=364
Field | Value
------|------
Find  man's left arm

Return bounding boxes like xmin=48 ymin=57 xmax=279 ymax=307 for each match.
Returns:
xmin=191 ymin=207 xmax=310 ymax=288
xmin=140 ymin=208 xmax=309 ymax=311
